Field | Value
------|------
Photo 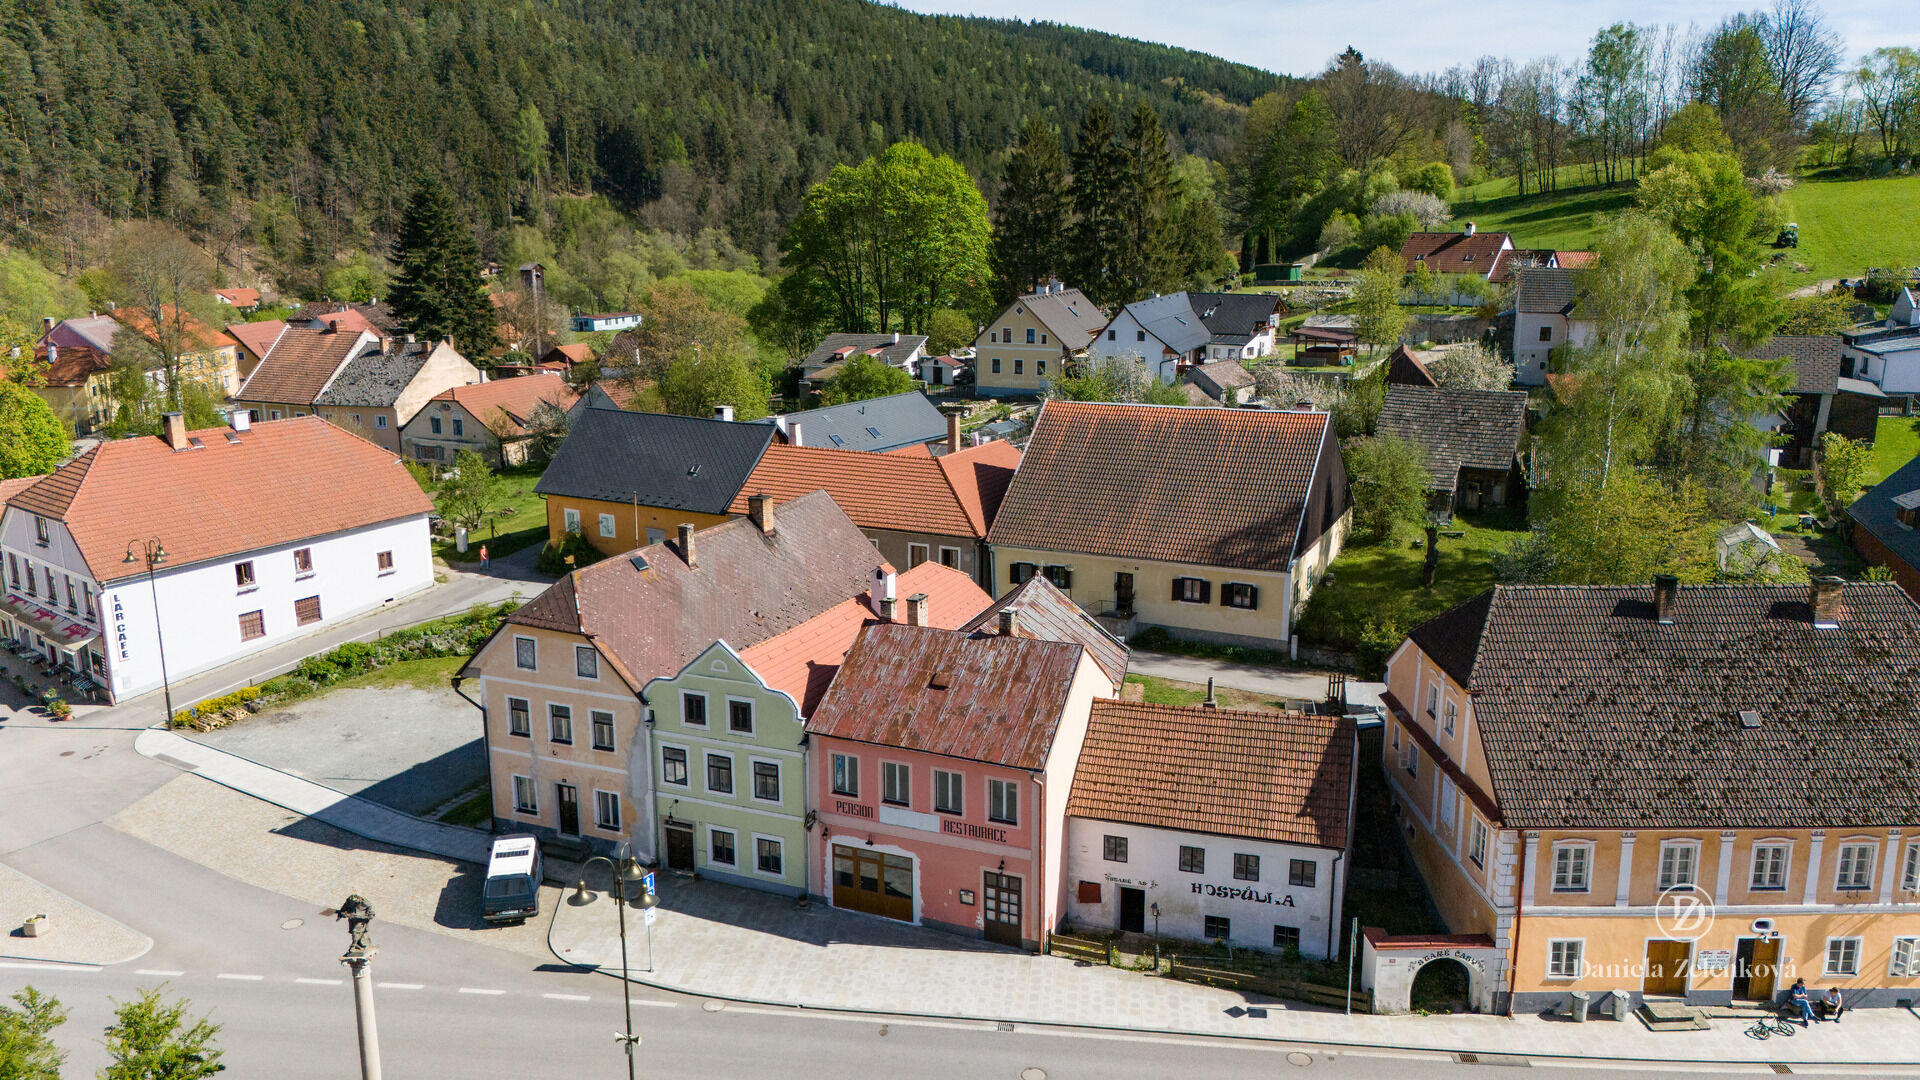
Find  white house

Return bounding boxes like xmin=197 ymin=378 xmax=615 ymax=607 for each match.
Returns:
xmin=1842 ymin=290 xmax=1920 ymax=394
xmin=1512 ymin=267 xmax=1592 ymax=386
xmin=1063 ymin=700 xmax=1356 ymax=958
xmin=571 ymin=312 xmax=643 ymax=333
xmin=0 ymin=413 xmax=433 ymax=704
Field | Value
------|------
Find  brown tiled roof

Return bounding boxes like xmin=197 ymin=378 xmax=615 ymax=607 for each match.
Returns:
xmin=227 ymin=321 xmax=287 ymax=361
xmin=1742 ymin=335 xmax=1842 ymax=396
xmin=110 ymin=305 xmax=237 ymax=352
xmin=506 ymin=490 xmax=890 ymax=686
xmin=290 ymin=300 xmax=401 ymax=333
xmin=1068 ymin=701 xmax=1353 ymax=848
xmin=1489 ymin=248 xmax=1556 ymax=284
xmin=728 ymin=445 xmax=980 ymax=537
xmin=1190 ymin=360 xmax=1253 ymax=398
xmin=428 ymin=374 xmax=577 ymax=437
xmin=33 ymin=343 xmax=112 ymax=387
xmin=1376 ymin=385 xmax=1528 ymax=492
xmin=739 ymin=561 xmax=991 ymax=716
xmin=1384 ymin=345 xmax=1439 ymax=388
xmin=1400 ymin=230 xmax=1512 ymax=277
xmin=805 ymin=623 xmax=1088 ymax=770
xmin=1406 ymin=582 xmax=1920 ymax=829
xmin=5 ymin=416 xmax=431 ymax=585
xmin=961 ymin=576 xmax=1129 ymax=690
xmin=988 ymin=401 xmax=1334 ymax=573
xmin=237 ymin=324 xmax=375 ymax=404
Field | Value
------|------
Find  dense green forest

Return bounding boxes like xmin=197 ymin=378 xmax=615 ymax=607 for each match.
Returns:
xmin=0 ymin=0 xmax=1282 ymax=279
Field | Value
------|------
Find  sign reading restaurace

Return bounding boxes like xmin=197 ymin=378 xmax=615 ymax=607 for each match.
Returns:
xmin=1191 ymin=881 xmax=1296 ymax=906
xmin=941 ymin=820 xmax=1007 ymax=844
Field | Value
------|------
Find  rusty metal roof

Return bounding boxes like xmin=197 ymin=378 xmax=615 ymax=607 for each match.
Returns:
xmin=961 ymin=576 xmax=1128 ymax=690
xmin=805 ymin=623 xmax=1087 ymax=770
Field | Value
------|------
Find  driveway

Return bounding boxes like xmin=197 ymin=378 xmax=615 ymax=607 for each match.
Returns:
xmin=1128 ymin=650 xmax=1385 ymax=711
xmin=193 ymin=684 xmax=482 ymax=817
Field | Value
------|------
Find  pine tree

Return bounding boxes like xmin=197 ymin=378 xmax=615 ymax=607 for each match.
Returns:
xmin=387 ymin=179 xmax=496 ymax=360
xmin=1069 ymin=104 xmax=1129 ymax=306
xmin=1115 ymin=101 xmax=1175 ymax=303
xmin=992 ymin=116 xmax=1072 ymax=302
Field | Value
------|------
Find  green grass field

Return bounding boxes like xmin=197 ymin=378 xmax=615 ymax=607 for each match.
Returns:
xmin=1779 ymin=173 xmax=1920 ymax=280
xmin=1449 ymin=176 xmax=1636 ymax=253
xmin=433 ymin=462 xmax=549 ymax=564
xmin=1868 ymin=413 xmax=1920 ymax=487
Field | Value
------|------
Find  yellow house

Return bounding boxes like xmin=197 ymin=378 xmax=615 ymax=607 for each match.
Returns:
xmin=110 ymin=305 xmax=243 ymax=398
xmin=1378 ymin=576 xmax=1920 ymax=1014
xmin=27 ymin=343 xmax=115 ymax=435
xmin=970 ymin=281 xmax=1107 ymax=397
xmin=986 ymin=400 xmax=1350 ymax=649
xmin=533 ymin=406 xmax=774 ymax=556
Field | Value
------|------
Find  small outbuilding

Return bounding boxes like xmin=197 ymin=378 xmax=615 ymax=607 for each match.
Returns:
xmin=1375 ymin=385 xmax=1529 ymax=511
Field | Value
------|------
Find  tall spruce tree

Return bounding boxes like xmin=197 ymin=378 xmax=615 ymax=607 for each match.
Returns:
xmin=1115 ymin=101 xmax=1175 ymax=303
xmin=1069 ymin=104 xmax=1129 ymax=306
xmin=387 ymin=179 xmax=496 ymax=359
xmin=992 ymin=116 xmax=1072 ymax=302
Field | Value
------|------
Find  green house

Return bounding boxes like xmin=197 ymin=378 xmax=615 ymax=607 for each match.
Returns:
xmin=643 ymin=640 xmax=809 ymax=895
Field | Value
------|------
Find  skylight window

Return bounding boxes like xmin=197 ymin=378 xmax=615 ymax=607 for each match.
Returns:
xmin=829 ymin=434 xmax=845 ymax=446
xmin=865 ymin=427 xmax=880 ymax=438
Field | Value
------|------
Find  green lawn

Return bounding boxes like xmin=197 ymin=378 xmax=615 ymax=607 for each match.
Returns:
xmin=437 ymin=785 xmax=494 ymax=827
xmin=1448 ymin=177 xmax=1636 ymax=253
xmin=434 ymin=462 xmax=549 ymax=564
xmin=331 ymin=655 xmax=465 ymax=691
xmin=1779 ymin=173 xmax=1920 ymax=280
xmin=1121 ymin=674 xmax=1288 ymax=711
xmin=1867 ymin=413 xmax=1920 ymax=487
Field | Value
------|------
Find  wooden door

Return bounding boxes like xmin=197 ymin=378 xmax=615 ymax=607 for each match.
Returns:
xmin=556 ymin=783 xmax=580 ymax=836
xmin=1746 ymin=939 xmax=1780 ymax=1001
xmin=664 ymin=825 xmax=694 ymax=871
xmin=833 ymin=845 xmax=911 ymax=921
xmin=983 ymin=872 xmax=1022 ymax=947
xmin=1644 ymin=940 xmax=1691 ymax=997
xmin=1118 ymin=887 xmax=1145 ymax=934
xmin=1114 ymin=573 xmax=1135 ymax=614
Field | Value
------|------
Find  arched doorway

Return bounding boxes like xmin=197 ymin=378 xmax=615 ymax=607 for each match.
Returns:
xmin=1410 ymin=957 xmax=1475 ymax=1014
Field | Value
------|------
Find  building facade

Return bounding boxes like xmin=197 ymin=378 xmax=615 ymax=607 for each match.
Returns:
xmin=971 ymin=283 xmax=1107 ymax=397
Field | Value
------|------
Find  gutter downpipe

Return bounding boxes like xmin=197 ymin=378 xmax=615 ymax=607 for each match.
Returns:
xmin=1505 ymin=828 xmax=1526 ymax=1017
xmin=451 ymin=673 xmax=493 ymax=832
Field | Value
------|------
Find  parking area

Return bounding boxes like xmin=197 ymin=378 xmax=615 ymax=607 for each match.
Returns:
xmin=194 ymin=683 xmax=482 ymax=818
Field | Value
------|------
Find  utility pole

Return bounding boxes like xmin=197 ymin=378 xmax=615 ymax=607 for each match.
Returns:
xmin=337 ymin=894 xmax=383 ymax=1080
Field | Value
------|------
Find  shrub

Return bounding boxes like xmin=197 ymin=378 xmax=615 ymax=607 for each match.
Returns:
xmin=1317 ymin=212 xmax=1360 ymax=254
xmin=1370 ymin=190 xmax=1449 ymax=229
xmin=538 ymin=532 xmax=606 ymax=575
xmin=331 ymin=641 xmax=377 ymax=670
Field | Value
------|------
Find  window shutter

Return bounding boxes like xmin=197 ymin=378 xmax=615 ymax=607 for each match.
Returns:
xmin=1220 ymin=584 xmax=1233 ymax=606
xmin=1171 ymin=578 xmax=1185 ymax=602
xmin=1245 ymin=585 xmax=1258 ymax=610
xmin=1077 ymin=880 xmax=1102 ymax=904
xmin=1198 ymin=579 xmax=1211 ymax=603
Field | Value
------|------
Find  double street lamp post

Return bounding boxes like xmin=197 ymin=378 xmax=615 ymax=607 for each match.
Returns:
xmin=568 ymin=844 xmax=658 ymax=1080
xmin=123 ymin=538 xmax=173 ymax=724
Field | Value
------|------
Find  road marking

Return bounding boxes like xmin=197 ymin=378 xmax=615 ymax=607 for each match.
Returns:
xmin=135 ymin=969 xmax=186 ymax=977
xmin=0 ymin=961 xmax=102 ymax=972
xmin=543 ymin=993 xmax=592 ymax=1002
xmin=458 ymin=987 xmax=506 ymax=995
xmin=216 ymin=973 xmax=265 ymax=981
xmin=295 ymin=978 xmax=344 ymax=986
xmin=377 ymin=982 xmax=424 ymax=990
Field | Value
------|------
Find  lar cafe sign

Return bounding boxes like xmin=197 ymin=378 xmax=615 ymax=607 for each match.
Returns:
xmin=1192 ymin=882 xmax=1296 ymax=906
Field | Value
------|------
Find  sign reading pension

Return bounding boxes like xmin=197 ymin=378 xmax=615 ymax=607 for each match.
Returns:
xmin=1191 ymin=881 xmax=1297 ymax=906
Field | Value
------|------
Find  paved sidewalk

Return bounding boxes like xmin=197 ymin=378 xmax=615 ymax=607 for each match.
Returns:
xmin=1128 ymin=650 xmax=1384 ymax=710
xmin=133 ymin=730 xmax=490 ymax=865
xmin=0 ymin=861 xmax=151 ymax=966
xmin=550 ymin=876 xmax=1920 ymax=1066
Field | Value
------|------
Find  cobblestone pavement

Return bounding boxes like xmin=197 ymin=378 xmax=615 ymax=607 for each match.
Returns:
xmin=0 ymin=861 xmax=152 ymax=965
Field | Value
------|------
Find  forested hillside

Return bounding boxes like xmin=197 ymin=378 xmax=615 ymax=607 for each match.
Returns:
xmin=0 ymin=0 xmax=1281 ymax=271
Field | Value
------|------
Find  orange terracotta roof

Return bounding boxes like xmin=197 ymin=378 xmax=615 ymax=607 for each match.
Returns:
xmin=1554 ymin=250 xmax=1595 ymax=268
xmin=429 ymin=374 xmax=577 ymax=437
xmin=728 ymin=443 xmax=995 ymax=538
xmin=6 ymin=416 xmax=431 ymax=584
xmin=1067 ymin=700 xmax=1354 ymax=848
xmin=544 ymin=343 xmax=594 ymax=365
xmin=215 ymin=288 xmax=261 ymax=307
xmin=237 ymin=324 xmax=376 ymax=404
xmin=739 ymin=562 xmax=990 ymax=715
xmin=227 ymin=321 xmax=287 ymax=360
xmin=302 ymin=308 xmax=380 ymax=337
xmin=884 ymin=442 xmax=932 ymax=457
xmin=110 ymin=305 xmax=237 ymax=352
xmin=0 ymin=476 xmax=44 ymax=504
xmin=934 ymin=439 xmax=1022 ymax=536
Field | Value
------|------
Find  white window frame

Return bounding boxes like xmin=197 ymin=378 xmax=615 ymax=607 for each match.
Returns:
xmin=752 ymin=833 xmax=786 ymax=878
xmin=987 ymin=778 xmax=1018 ymax=826
xmin=831 ymin=753 xmax=858 ymax=797
xmin=1891 ymin=936 xmax=1920 ymax=978
xmin=1750 ymin=841 xmax=1791 ymax=892
xmin=938 ymin=546 xmax=962 ymax=568
xmin=1546 ymin=939 xmax=1584 ymax=980
xmin=1425 ymin=683 xmax=1439 ymax=718
xmin=575 ymin=644 xmax=599 ymax=680
xmin=907 ymin=543 xmax=929 ymax=568
xmin=1469 ymin=818 xmax=1488 ymax=868
xmin=1442 ymin=700 xmax=1457 ymax=738
xmin=681 ymin=691 xmax=708 ymax=727
xmin=506 ymin=696 xmax=531 ymax=738
xmin=563 ymin=507 xmax=582 ymax=534
xmin=1824 ymin=936 xmax=1862 ymax=977
xmin=1834 ymin=842 xmax=1876 ymax=892
xmin=513 ymin=635 xmax=537 ymax=671
xmin=547 ymin=702 xmax=573 ymax=745
xmin=598 ymin=513 xmax=617 ymax=538
xmin=1438 ymin=776 xmax=1457 ymax=829
xmin=1903 ymin=841 xmax=1920 ymax=893
xmin=375 ymin=415 xmax=387 ymax=428
xmin=727 ymin=697 xmax=754 ymax=735
xmin=593 ymin=789 xmax=621 ymax=831
xmin=1657 ymin=840 xmax=1700 ymax=890
xmin=1551 ymin=842 xmax=1593 ymax=893
xmin=512 ymin=774 xmax=537 ymax=814
xmin=934 ymin=769 xmax=964 ymax=815
xmin=748 ymin=757 xmax=782 ymax=805
xmin=881 ymin=760 xmax=910 ymax=806
xmin=590 ymin=709 xmax=616 ymax=752
xmin=707 ymin=825 xmax=738 ymax=868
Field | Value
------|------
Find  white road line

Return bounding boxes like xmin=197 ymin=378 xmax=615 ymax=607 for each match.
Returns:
xmin=377 ymin=982 xmax=424 ymax=990
xmin=458 ymin=987 xmax=506 ymax=995
xmin=0 ymin=961 xmax=103 ymax=972
xmin=542 ymin=993 xmax=591 ymax=1002
xmin=135 ymin=969 xmax=185 ymax=977
xmin=295 ymin=978 xmax=344 ymax=986
xmin=215 ymin=973 xmax=265 ymax=981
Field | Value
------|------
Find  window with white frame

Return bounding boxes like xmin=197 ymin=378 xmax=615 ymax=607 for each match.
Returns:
xmin=728 ymin=699 xmax=753 ymax=734
xmin=988 ymin=779 xmax=1018 ymax=825
xmin=831 ymin=753 xmax=858 ymax=797
xmin=1658 ymin=841 xmax=1699 ymax=889
xmin=709 ymin=828 xmax=736 ymax=866
xmin=1425 ymin=683 xmax=1439 ymax=718
xmin=590 ymin=710 xmax=615 ymax=752
xmin=934 ymin=770 xmax=963 ymax=814
xmin=1903 ymin=842 xmax=1919 ymax=892
xmin=1751 ymin=843 xmax=1789 ymax=891
xmin=514 ymin=637 xmax=536 ymax=671
xmin=563 ymin=508 xmax=581 ymax=534
xmin=1835 ymin=842 xmax=1876 ymax=892
xmin=575 ymin=645 xmax=598 ymax=679
xmin=599 ymin=513 xmax=616 ymax=538
xmin=594 ymin=790 xmax=620 ymax=831
xmin=1439 ymin=777 xmax=1457 ymax=828
xmin=1469 ymin=818 xmax=1488 ymax=868
xmin=882 ymin=761 xmax=909 ymax=806
xmin=1891 ymin=936 xmax=1920 ymax=978
xmin=1547 ymin=939 xmax=1584 ymax=979
xmin=1443 ymin=701 xmax=1457 ymax=737
xmin=507 ymin=697 xmax=530 ymax=737
xmin=1825 ymin=937 xmax=1861 ymax=977
xmin=1551 ymin=843 xmax=1591 ymax=892
xmin=682 ymin=692 xmax=707 ymax=727
xmin=1397 ymin=731 xmax=1414 ymax=771
xmin=512 ymin=775 xmax=536 ymax=813
xmin=548 ymin=704 xmax=572 ymax=744
xmin=907 ymin=543 xmax=929 ymax=568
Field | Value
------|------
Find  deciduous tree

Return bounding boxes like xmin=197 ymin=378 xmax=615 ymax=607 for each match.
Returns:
xmin=110 ymin=220 xmax=214 ymax=411
xmin=1343 ymin=434 xmax=1431 ymax=544
xmin=0 ymin=380 xmax=70 ymax=477
xmin=435 ymin=449 xmax=506 ymax=534
xmin=1352 ymin=246 xmax=1409 ymax=354
xmin=0 ymin=986 xmax=66 ymax=1080
xmin=821 ymin=353 xmax=915 ymax=405
xmin=1426 ymin=342 xmax=1514 ymax=390
xmin=657 ymin=346 xmax=769 ymax=420
xmin=100 ymin=988 xmax=225 ymax=1080
xmin=1819 ymin=431 xmax=1873 ymax=505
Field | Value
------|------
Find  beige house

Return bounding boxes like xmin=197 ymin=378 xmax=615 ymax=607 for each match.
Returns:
xmin=971 ymin=280 xmax=1107 ymax=397
xmin=400 ymin=372 xmax=593 ymax=466
xmin=987 ymin=401 xmax=1351 ymax=649
xmin=311 ymin=339 xmax=482 ymax=453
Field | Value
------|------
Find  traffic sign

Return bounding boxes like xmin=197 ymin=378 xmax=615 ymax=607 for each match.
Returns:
xmin=642 ymin=871 xmax=656 ymax=897
xmin=643 ymin=905 xmax=657 ymax=927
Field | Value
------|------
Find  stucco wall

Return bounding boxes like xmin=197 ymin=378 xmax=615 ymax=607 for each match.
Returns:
xmin=972 ymin=304 xmax=1071 ymax=396
xmin=546 ymin=496 xmax=732 ymax=557
xmin=989 ymin=545 xmax=1296 ymax=648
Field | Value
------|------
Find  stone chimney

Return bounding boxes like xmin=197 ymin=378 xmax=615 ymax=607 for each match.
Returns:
xmin=1652 ymin=573 xmax=1679 ymax=625
xmin=998 ymin=609 xmax=1016 ymax=636
xmin=714 ymin=404 xmax=735 ymax=423
xmin=905 ymin=592 xmax=929 ymax=627
xmin=869 ymin=565 xmax=897 ymax=619
xmin=747 ymin=493 xmax=774 ymax=535
xmin=229 ymin=408 xmax=251 ymax=432
xmin=1203 ymin=677 xmax=1219 ymax=709
xmin=946 ymin=409 xmax=962 ymax=455
xmin=161 ymin=412 xmax=189 ymax=451
xmin=676 ymin=523 xmax=696 ymax=569
xmin=1810 ymin=576 xmax=1843 ymax=628
xmin=788 ymin=421 xmax=802 ymax=447
xmin=41 ymin=316 xmax=54 ymax=333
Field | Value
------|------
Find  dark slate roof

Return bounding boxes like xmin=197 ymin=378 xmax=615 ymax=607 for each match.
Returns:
xmin=759 ymin=392 xmax=946 ymax=453
xmin=1121 ymin=292 xmax=1212 ymax=354
xmin=1848 ymin=454 xmax=1920 ymax=575
xmin=1376 ymin=386 xmax=1528 ymax=491
xmin=535 ymin=407 xmax=774 ymax=513
xmin=803 ymin=333 xmax=928 ymax=369
xmin=1018 ymin=286 xmax=1107 ymax=350
xmin=1514 ymin=267 xmax=1580 ymax=315
xmin=1742 ymin=335 xmax=1842 ymax=395
xmin=1404 ymin=582 xmax=1920 ymax=829
xmin=1190 ymin=292 xmax=1282 ymax=346
xmin=312 ymin=341 xmax=434 ymax=407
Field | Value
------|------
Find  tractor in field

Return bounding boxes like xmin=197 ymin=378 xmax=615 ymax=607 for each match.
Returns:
xmin=1775 ymin=222 xmax=1799 ymax=248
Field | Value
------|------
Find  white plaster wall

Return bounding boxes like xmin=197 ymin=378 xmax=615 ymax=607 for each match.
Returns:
xmin=1087 ymin=313 xmax=1179 ymax=384
xmin=1040 ymin=651 xmax=1117 ymax=937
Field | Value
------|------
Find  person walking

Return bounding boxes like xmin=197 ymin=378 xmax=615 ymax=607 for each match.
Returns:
xmin=1789 ymin=978 xmax=1814 ymax=1025
xmin=479 ymin=543 xmax=489 ymax=570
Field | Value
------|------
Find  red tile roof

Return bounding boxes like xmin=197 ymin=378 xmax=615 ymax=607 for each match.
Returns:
xmin=988 ymin=401 xmax=1337 ymax=573
xmin=1068 ymin=700 xmax=1353 ymax=848
xmin=1400 ymin=230 xmax=1513 ymax=277
xmin=936 ymin=439 xmax=1022 ymax=536
xmin=805 ymin=623 xmax=1089 ymax=770
xmin=0 ymin=476 xmax=43 ymax=504
xmin=238 ymin=324 xmax=377 ymax=404
xmin=227 ymin=321 xmax=287 ymax=361
xmin=1554 ymin=251 xmax=1595 ymax=268
xmin=110 ymin=305 xmax=237 ymax=352
xmin=5 ymin=416 xmax=432 ymax=585
xmin=739 ymin=562 xmax=991 ymax=716
xmin=884 ymin=442 xmax=932 ymax=457
xmin=429 ymin=374 xmax=577 ymax=437
xmin=728 ymin=441 xmax=1018 ymax=539
xmin=32 ymin=343 xmax=112 ymax=387
xmin=215 ymin=288 xmax=262 ymax=307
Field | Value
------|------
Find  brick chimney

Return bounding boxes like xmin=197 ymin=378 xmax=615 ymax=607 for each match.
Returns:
xmin=945 ymin=409 xmax=962 ymax=455
xmin=161 ymin=412 xmax=189 ymax=451
xmin=905 ymin=592 xmax=928 ymax=627
xmin=747 ymin=493 xmax=774 ymax=535
xmin=677 ymin=523 xmax=696 ymax=569
xmin=998 ymin=609 xmax=1016 ymax=636
xmin=1809 ymin=576 xmax=1843 ymax=628
xmin=1652 ymin=573 xmax=1679 ymax=625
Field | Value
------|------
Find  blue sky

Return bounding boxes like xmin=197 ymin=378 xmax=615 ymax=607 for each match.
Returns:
xmin=887 ymin=1 xmax=1913 ymax=79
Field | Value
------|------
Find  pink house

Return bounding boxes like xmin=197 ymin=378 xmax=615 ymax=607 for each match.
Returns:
xmin=805 ymin=619 xmax=1113 ymax=949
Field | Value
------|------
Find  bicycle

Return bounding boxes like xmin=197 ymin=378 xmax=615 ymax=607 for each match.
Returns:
xmin=1746 ymin=1014 xmax=1798 ymax=1039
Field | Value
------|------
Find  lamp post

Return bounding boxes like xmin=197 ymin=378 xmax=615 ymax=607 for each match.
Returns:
xmin=336 ymin=894 xmax=382 ymax=1080
xmin=569 ymin=843 xmax=655 ymax=1080
xmin=123 ymin=539 xmax=172 ymax=724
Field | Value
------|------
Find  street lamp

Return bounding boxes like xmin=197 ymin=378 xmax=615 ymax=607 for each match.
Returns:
xmin=569 ymin=843 xmax=654 ymax=1080
xmin=123 ymin=538 xmax=172 ymax=724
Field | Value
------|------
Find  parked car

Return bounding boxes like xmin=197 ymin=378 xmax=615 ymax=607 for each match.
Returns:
xmin=483 ymin=834 xmax=542 ymax=923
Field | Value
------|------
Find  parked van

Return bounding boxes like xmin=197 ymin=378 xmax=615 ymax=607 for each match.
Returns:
xmin=483 ymin=834 xmax=543 ymax=923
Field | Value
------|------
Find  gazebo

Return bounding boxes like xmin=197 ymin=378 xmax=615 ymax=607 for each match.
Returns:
xmin=1289 ymin=325 xmax=1359 ymax=366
